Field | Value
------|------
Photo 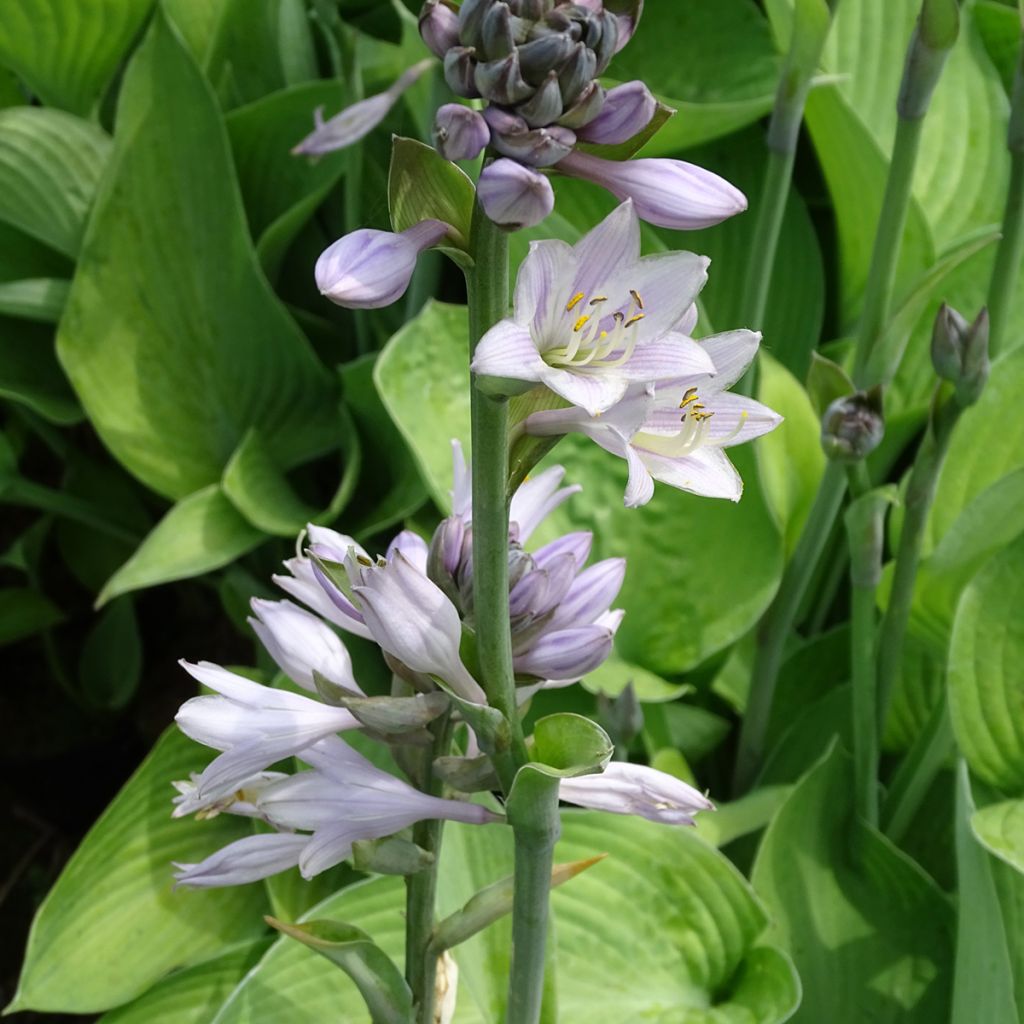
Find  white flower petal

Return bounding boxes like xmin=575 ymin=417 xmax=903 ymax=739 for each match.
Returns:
xmin=471 ymin=320 xmax=547 ymax=382
xmin=700 ymin=330 xmax=761 ymax=392
xmin=509 ymin=465 xmax=580 ymax=543
xmin=640 ymin=446 xmax=744 ymax=501
xmin=514 ymin=239 xmax=578 ymax=335
xmin=617 ymin=333 xmax=716 ymax=383
xmin=621 ymin=251 xmax=709 ymax=344
xmin=570 ymin=200 xmax=641 ymax=300
xmin=174 ymin=832 xmax=309 ymax=888
xmin=537 ymin=364 xmax=629 ymax=416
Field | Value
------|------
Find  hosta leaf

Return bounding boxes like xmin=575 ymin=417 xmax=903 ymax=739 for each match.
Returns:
xmin=953 ymin=763 xmax=1020 ymax=1024
xmin=78 ymin=596 xmax=143 ymax=711
xmin=375 ymin=301 xmax=783 ymax=675
xmin=752 ymin=745 xmax=955 ymax=1022
xmin=0 ymin=107 xmax=110 ymax=258
xmin=57 ymin=11 xmax=337 ymax=500
xmin=0 ymin=586 xmax=63 ymax=646
xmin=98 ymin=943 xmax=271 ymax=1024
xmin=97 ymin=484 xmax=264 ymax=606
xmin=607 ymin=0 xmax=781 ymax=154
xmin=8 ymin=728 xmax=268 ymax=1014
xmin=0 ymin=0 xmax=152 ymax=115
xmin=948 ymin=531 xmax=1024 ymax=792
xmin=0 ymin=277 xmax=69 ymax=322
xmin=581 ymin=652 xmax=690 ymax=703
xmin=211 ymin=814 xmax=798 ymax=1023
xmin=973 ymin=799 xmax=1024 ymax=875
xmin=0 ymin=316 xmax=81 ymax=424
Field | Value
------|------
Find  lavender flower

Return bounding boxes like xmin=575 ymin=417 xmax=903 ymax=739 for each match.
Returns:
xmin=471 ymin=200 xmax=714 ymax=414
xmin=316 ymin=220 xmax=451 ymax=309
xmin=524 ymin=329 xmax=782 ymax=506
xmin=434 ymin=103 xmax=492 ymax=161
xmin=477 ymin=157 xmax=555 ymax=228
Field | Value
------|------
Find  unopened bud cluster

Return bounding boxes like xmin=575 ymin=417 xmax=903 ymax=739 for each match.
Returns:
xmin=420 ymin=0 xmax=643 ymax=166
xmin=821 ymin=387 xmax=885 ymax=463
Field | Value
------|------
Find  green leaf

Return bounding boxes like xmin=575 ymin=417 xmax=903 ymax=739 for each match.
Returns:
xmin=573 ymin=100 xmax=676 ymax=162
xmin=607 ymin=0 xmax=782 ymax=153
xmin=529 ymin=713 xmax=613 ymax=776
xmin=78 ymin=596 xmax=143 ymax=711
xmin=0 ymin=0 xmax=152 ymax=115
xmin=206 ymin=0 xmax=318 ymax=110
xmin=212 ymin=814 xmax=799 ymax=1023
xmin=973 ymin=799 xmax=1024 ymax=875
xmin=98 ymin=484 xmax=264 ymax=606
xmin=388 ymin=136 xmax=476 ymax=253
xmin=752 ymin=744 xmax=955 ymax=1022
xmin=694 ymin=786 xmax=793 ymax=849
xmin=57 ymin=11 xmax=337 ymax=500
xmin=0 ymin=277 xmax=69 ymax=322
xmin=953 ymin=762 xmax=1020 ymax=1024
xmin=948 ymin=531 xmax=1024 ymax=791
xmin=375 ymin=300 xmax=784 ymax=675
xmin=225 ymin=81 xmax=350 ymax=281
xmin=266 ymin=917 xmax=414 ymax=1024
xmin=580 ymin=651 xmax=690 ymax=702
xmin=0 ymin=586 xmax=63 ymax=646
xmin=98 ymin=943 xmax=271 ymax=1024
xmin=0 ymin=107 xmax=111 ymax=258
xmin=0 ymin=316 xmax=81 ymax=424
xmin=975 ymin=0 xmax=1021 ymax=92
xmin=757 ymin=352 xmax=826 ymax=555
xmin=9 ymin=728 xmax=269 ymax=1014
xmin=805 ymin=351 xmax=855 ymax=418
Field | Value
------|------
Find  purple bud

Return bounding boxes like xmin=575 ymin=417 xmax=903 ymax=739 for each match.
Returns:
xmin=513 ymin=624 xmax=614 ymax=681
xmin=517 ymin=33 xmax=576 ymax=85
xmin=315 ymin=220 xmax=449 ymax=309
xmin=576 ymin=80 xmax=656 ymax=145
xmin=517 ymin=71 xmax=564 ymax=128
xmin=478 ymin=158 xmax=554 ymax=228
xmin=444 ymin=47 xmax=481 ymax=98
xmin=557 ymin=42 xmax=596 ymax=107
xmin=548 ymin=558 xmax=625 ymax=629
xmin=557 ymin=80 xmax=605 ymax=130
xmin=481 ymin=1 xmax=516 ymax=58
xmin=419 ymin=0 xmax=460 ymax=57
xmin=486 ymin=110 xmax=576 ymax=167
xmin=459 ymin=0 xmax=496 ymax=49
xmin=556 ymin=150 xmax=747 ymax=230
xmin=592 ymin=9 xmax=620 ymax=72
xmin=433 ymin=104 xmax=491 ymax=161
xmin=475 ymin=50 xmax=534 ymax=105
xmin=532 ymin=531 xmax=593 ymax=569
xmin=428 ymin=516 xmax=466 ymax=580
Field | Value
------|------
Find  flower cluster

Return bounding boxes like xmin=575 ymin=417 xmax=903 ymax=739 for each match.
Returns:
xmin=172 ymin=446 xmax=711 ymax=888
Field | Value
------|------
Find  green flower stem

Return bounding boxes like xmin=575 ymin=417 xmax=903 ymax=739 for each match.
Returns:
xmin=988 ymin=44 xmax=1024 ymax=359
xmin=734 ymin=2 xmax=956 ymax=792
xmin=881 ymin=688 xmax=954 ymax=843
xmin=466 ymin=197 xmax=529 ymax=780
xmin=876 ymin=397 xmax=960 ymax=730
xmin=845 ymin=485 xmax=889 ymax=828
xmin=405 ymin=714 xmax=454 ymax=1024
xmin=733 ymin=459 xmax=847 ymax=792
xmin=505 ymin=772 xmax=561 ymax=1024
xmin=739 ymin=0 xmax=837 ymax=395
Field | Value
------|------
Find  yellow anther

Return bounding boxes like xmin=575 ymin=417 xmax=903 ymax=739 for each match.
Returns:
xmin=624 ymin=313 xmax=645 ymax=328
xmin=589 ymin=295 xmax=608 ymax=305
xmin=679 ymin=387 xmax=699 ymax=409
xmin=573 ymin=314 xmax=591 ymax=332
xmin=566 ymin=292 xmax=585 ymax=312
xmin=357 ymin=554 xmax=373 ymax=566
xmin=630 ymin=289 xmax=644 ymax=310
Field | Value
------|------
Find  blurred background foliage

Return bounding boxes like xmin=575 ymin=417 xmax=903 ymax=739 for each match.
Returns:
xmin=3 ymin=0 xmax=1024 ymax=1021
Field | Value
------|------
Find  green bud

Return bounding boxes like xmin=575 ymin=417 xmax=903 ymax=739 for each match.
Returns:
xmin=597 ymin=682 xmax=643 ymax=751
xmin=930 ymin=303 xmax=989 ymax=407
xmin=351 ymin=835 xmax=435 ymax=875
xmin=820 ymin=386 xmax=885 ymax=462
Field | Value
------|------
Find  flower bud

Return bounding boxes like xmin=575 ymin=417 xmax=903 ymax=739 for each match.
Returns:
xmin=592 ymin=8 xmax=620 ymax=72
xmin=486 ymin=109 xmax=576 ymax=166
xmin=820 ymin=387 xmax=885 ymax=462
xmin=458 ymin=0 xmax=496 ymax=49
xmin=478 ymin=158 xmax=554 ymax=228
xmin=315 ymin=220 xmax=449 ymax=309
xmin=508 ymin=0 xmax=552 ymax=17
xmin=931 ymin=303 xmax=989 ymax=407
xmin=475 ymin=50 xmax=534 ymax=104
xmin=557 ymin=80 xmax=605 ymax=129
xmin=418 ymin=0 xmax=460 ymax=58
xmin=576 ymin=80 xmax=656 ymax=144
xmin=444 ymin=47 xmax=480 ymax=98
xmin=481 ymin=1 xmax=516 ymax=58
xmin=516 ymin=33 xmax=576 ymax=84
xmin=517 ymin=70 xmax=564 ymax=127
xmin=556 ymin=150 xmax=747 ymax=230
xmin=558 ymin=41 xmax=597 ymax=106
xmin=433 ymin=103 xmax=490 ymax=161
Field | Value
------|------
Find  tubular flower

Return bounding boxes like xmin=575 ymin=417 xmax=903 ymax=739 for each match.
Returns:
xmin=524 ymin=329 xmax=783 ymax=506
xmin=559 ymin=761 xmax=714 ymax=825
xmin=471 ymin=200 xmax=714 ymax=414
xmin=174 ymin=738 xmax=499 ymax=887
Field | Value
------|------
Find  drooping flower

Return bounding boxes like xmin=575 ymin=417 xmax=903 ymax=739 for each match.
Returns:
xmin=559 ymin=761 xmax=714 ymax=825
xmin=174 ymin=737 xmax=499 ymax=887
xmin=316 ymin=220 xmax=451 ymax=309
xmin=292 ymin=59 xmax=435 ymax=156
xmin=173 ymin=661 xmax=360 ymax=813
xmin=471 ymin=200 xmax=714 ymax=415
xmin=523 ymin=329 xmax=783 ymax=506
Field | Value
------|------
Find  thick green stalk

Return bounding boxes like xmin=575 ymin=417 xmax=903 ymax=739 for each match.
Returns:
xmin=733 ymin=3 xmax=956 ymax=792
xmin=505 ymin=776 xmax=561 ymax=1024
xmin=845 ymin=485 xmax=888 ymax=828
xmin=876 ymin=399 xmax=959 ymax=729
xmin=405 ymin=716 xmax=453 ymax=1024
xmin=466 ymin=199 xmax=529 ymax=775
xmin=988 ymin=45 xmax=1024 ymax=359
xmin=733 ymin=460 xmax=846 ymax=792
